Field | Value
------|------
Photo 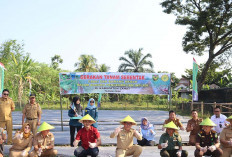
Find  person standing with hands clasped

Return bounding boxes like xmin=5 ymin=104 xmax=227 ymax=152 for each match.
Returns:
xmin=158 ymin=121 xmax=188 ymax=157
xmin=68 ymin=96 xmax=83 ymax=147
xmin=22 ymin=93 xmax=42 ymax=136
xmin=73 ymin=114 xmax=101 ymax=157
xmin=0 ymin=89 xmax=15 ymax=144
xmin=110 ymin=115 xmax=142 ymax=157
xmin=84 ymin=98 xmax=98 ymax=128
xmin=194 ymin=118 xmax=222 ymax=157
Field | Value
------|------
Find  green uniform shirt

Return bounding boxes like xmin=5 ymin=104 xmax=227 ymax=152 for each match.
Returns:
xmin=159 ymin=132 xmax=182 ymax=150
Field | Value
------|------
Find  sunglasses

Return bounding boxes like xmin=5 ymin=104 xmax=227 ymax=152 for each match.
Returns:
xmin=90 ymin=101 xmax=94 ymax=103
xmin=214 ymin=111 xmax=220 ymax=112
xmin=3 ymin=93 xmax=9 ymax=96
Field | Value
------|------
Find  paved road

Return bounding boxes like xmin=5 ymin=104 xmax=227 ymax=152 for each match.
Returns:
xmin=4 ymin=110 xmax=195 ymax=156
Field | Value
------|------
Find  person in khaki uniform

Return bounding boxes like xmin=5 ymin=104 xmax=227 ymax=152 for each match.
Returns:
xmin=186 ymin=110 xmax=202 ymax=145
xmin=220 ymin=115 xmax=232 ymax=157
xmin=29 ymin=122 xmax=57 ymax=157
xmin=110 ymin=115 xmax=142 ymax=157
xmin=0 ymin=127 xmax=7 ymax=157
xmin=22 ymin=93 xmax=42 ymax=136
xmin=0 ymin=89 xmax=15 ymax=144
xmin=163 ymin=110 xmax=184 ymax=132
xmin=9 ymin=123 xmax=33 ymax=157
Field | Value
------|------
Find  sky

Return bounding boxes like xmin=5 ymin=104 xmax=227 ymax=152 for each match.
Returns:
xmin=0 ymin=0 xmax=208 ymax=78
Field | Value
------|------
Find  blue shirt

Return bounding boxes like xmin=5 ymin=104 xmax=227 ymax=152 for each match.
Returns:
xmin=140 ymin=125 xmax=156 ymax=141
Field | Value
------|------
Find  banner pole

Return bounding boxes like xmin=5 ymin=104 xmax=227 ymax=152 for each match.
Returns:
xmin=60 ymin=94 xmax=63 ymax=131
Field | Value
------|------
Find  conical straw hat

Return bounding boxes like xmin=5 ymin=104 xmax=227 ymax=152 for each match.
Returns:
xmin=200 ymin=118 xmax=216 ymax=126
xmin=79 ymin=114 xmax=96 ymax=124
xmin=37 ymin=122 xmax=55 ymax=132
xmin=120 ymin=115 xmax=136 ymax=125
xmin=163 ymin=121 xmax=179 ymax=130
xmin=226 ymin=115 xmax=232 ymax=122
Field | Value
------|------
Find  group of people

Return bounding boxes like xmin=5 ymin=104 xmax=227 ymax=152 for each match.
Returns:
xmin=0 ymin=89 xmax=57 ymax=157
xmin=1 ymin=89 xmax=232 ymax=157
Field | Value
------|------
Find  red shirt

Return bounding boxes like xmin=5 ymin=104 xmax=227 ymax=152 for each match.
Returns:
xmin=75 ymin=126 xmax=100 ymax=150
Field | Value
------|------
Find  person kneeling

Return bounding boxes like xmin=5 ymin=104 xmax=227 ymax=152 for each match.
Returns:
xmin=29 ymin=122 xmax=57 ymax=157
xmin=110 ymin=115 xmax=142 ymax=157
xmin=9 ymin=123 xmax=33 ymax=157
xmin=158 ymin=121 xmax=188 ymax=157
xmin=194 ymin=118 xmax=222 ymax=157
xmin=73 ymin=114 xmax=101 ymax=157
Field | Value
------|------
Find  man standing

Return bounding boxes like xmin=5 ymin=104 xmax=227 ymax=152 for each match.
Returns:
xmin=186 ymin=110 xmax=202 ymax=145
xmin=0 ymin=89 xmax=15 ymax=144
xmin=211 ymin=106 xmax=228 ymax=135
xmin=220 ymin=115 xmax=232 ymax=157
xmin=22 ymin=93 xmax=42 ymax=136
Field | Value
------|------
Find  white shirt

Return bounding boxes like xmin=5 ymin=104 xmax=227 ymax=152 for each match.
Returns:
xmin=211 ymin=114 xmax=228 ymax=134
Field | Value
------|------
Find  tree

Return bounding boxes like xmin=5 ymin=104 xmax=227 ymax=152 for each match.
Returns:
xmin=74 ymin=55 xmax=98 ymax=72
xmin=182 ymin=62 xmax=232 ymax=88
xmin=11 ymin=53 xmax=34 ymax=108
xmin=161 ymin=0 xmax=232 ymax=90
xmin=98 ymin=64 xmax=110 ymax=72
xmin=51 ymin=54 xmax=63 ymax=70
xmin=118 ymin=48 xmax=154 ymax=72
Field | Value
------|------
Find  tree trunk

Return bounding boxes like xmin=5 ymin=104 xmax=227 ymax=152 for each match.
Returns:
xmin=18 ymin=79 xmax=24 ymax=109
xmin=198 ymin=56 xmax=214 ymax=91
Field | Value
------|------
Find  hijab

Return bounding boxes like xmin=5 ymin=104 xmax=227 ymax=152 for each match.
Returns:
xmin=71 ymin=96 xmax=82 ymax=115
xmin=87 ymin=98 xmax=96 ymax=109
xmin=141 ymin=117 xmax=151 ymax=130
xmin=20 ymin=123 xmax=31 ymax=139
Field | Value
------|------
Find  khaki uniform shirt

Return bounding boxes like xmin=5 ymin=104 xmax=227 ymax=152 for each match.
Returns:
xmin=22 ymin=103 xmax=42 ymax=119
xmin=0 ymin=97 xmax=15 ymax=121
xmin=164 ymin=118 xmax=183 ymax=128
xmin=33 ymin=132 xmax=55 ymax=148
xmin=10 ymin=131 xmax=33 ymax=152
xmin=220 ymin=126 xmax=232 ymax=148
xmin=110 ymin=128 xmax=142 ymax=150
xmin=187 ymin=118 xmax=202 ymax=135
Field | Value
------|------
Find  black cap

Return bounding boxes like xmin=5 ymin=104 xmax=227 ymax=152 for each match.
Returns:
xmin=29 ymin=93 xmax=36 ymax=98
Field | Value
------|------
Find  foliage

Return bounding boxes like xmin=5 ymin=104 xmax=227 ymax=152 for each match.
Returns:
xmin=161 ymin=0 xmax=232 ymax=90
xmin=182 ymin=62 xmax=232 ymax=88
xmin=74 ymin=54 xmax=98 ymax=72
xmin=98 ymin=64 xmax=110 ymax=72
xmin=118 ymin=48 xmax=154 ymax=72
xmin=51 ymin=54 xmax=63 ymax=70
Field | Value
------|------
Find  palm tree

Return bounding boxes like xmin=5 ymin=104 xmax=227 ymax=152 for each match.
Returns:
xmin=118 ymin=48 xmax=154 ymax=72
xmin=98 ymin=64 xmax=110 ymax=72
xmin=74 ymin=55 xmax=97 ymax=72
xmin=51 ymin=54 xmax=63 ymax=70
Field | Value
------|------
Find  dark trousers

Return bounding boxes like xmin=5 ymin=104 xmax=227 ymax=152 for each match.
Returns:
xmin=74 ymin=146 xmax=99 ymax=157
xmin=137 ymin=138 xmax=155 ymax=146
xmin=194 ymin=148 xmax=223 ymax=157
xmin=70 ymin=125 xmax=82 ymax=147
xmin=160 ymin=149 xmax=188 ymax=157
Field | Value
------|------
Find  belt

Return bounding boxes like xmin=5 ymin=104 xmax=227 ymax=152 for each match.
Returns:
xmin=26 ymin=118 xmax=37 ymax=120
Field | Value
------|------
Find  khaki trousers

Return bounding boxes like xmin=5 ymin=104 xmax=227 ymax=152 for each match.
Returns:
xmin=0 ymin=119 xmax=12 ymax=144
xmin=9 ymin=150 xmax=29 ymax=157
xmin=29 ymin=149 xmax=57 ymax=157
xmin=25 ymin=119 xmax=38 ymax=136
xmin=116 ymin=145 xmax=142 ymax=157
xmin=221 ymin=147 xmax=232 ymax=157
